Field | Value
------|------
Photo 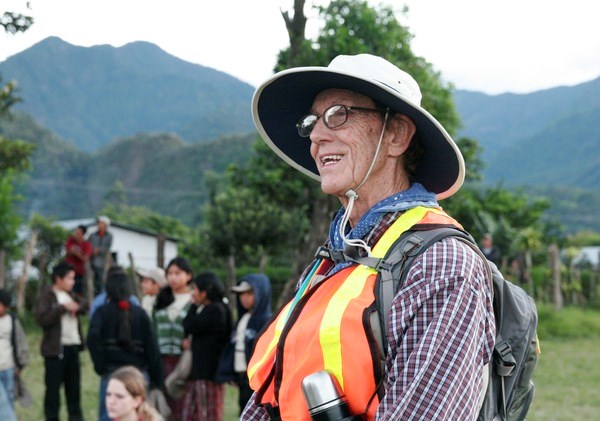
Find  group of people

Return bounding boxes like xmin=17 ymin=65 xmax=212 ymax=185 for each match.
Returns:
xmin=4 ymin=52 xmax=507 ymax=421
xmin=2 ymin=253 xmax=272 ymax=421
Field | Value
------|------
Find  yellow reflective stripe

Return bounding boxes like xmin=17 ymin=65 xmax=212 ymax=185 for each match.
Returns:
xmin=319 ymin=206 xmax=442 ymax=388
xmin=320 ymin=264 xmax=375 ymax=389
xmin=247 ymin=301 xmax=293 ymax=380
xmin=247 ymin=259 xmax=327 ymax=381
xmin=372 ymin=206 xmax=443 ymax=257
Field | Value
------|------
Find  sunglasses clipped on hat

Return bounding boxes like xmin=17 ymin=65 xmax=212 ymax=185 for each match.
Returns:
xmin=231 ymin=281 xmax=253 ymax=293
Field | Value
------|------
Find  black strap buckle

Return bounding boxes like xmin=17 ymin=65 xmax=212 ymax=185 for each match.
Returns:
xmin=494 ymin=340 xmax=516 ymax=377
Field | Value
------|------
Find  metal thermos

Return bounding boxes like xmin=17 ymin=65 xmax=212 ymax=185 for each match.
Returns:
xmin=301 ymin=371 xmax=363 ymax=421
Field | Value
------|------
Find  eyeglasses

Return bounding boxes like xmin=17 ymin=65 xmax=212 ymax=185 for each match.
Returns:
xmin=296 ymin=104 xmax=387 ymax=137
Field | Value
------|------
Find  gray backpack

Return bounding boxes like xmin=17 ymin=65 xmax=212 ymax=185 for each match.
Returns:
xmin=370 ymin=227 xmax=539 ymax=421
xmin=327 ymin=226 xmax=539 ymax=420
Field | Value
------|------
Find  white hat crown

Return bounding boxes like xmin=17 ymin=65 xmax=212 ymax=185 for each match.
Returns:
xmin=328 ymin=54 xmax=422 ymax=105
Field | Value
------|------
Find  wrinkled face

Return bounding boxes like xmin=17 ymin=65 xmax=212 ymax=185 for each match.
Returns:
xmin=308 ymin=89 xmax=388 ymax=196
xmin=55 ymin=270 xmax=76 ymax=292
xmin=167 ymin=264 xmax=191 ymax=293
xmin=105 ymin=379 xmax=142 ymax=420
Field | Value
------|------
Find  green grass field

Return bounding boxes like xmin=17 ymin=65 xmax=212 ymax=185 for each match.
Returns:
xmin=15 ymin=310 xmax=600 ymax=420
xmin=527 ymin=338 xmax=600 ymax=420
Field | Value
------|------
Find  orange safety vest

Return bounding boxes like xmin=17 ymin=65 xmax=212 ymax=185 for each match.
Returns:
xmin=248 ymin=206 xmax=462 ymax=420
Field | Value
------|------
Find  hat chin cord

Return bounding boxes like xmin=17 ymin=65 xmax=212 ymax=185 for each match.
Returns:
xmin=339 ymin=109 xmax=390 ymax=257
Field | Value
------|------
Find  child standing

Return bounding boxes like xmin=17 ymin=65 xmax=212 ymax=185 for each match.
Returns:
xmin=0 ymin=289 xmax=29 ymax=420
xmin=153 ymin=257 xmax=192 ymax=420
xmin=216 ymin=274 xmax=272 ymax=414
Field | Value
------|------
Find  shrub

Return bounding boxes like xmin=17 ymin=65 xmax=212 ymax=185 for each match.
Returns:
xmin=537 ymin=303 xmax=600 ymax=339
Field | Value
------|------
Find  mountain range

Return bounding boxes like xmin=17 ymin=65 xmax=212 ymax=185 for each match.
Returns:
xmin=454 ymin=79 xmax=600 ymax=188
xmin=0 ymin=36 xmax=255 ymax=151
xmin=1 ymin=37 xmax=598 ymax=230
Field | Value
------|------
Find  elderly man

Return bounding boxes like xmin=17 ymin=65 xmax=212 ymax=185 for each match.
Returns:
xmin=241 ymin=54 xmax=495 ymax=420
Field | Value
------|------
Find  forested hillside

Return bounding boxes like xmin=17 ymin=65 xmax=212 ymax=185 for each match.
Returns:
xmin=1 ymin=38 xmax=599 ymax=232
xmin=454 ymin=76 xmax=600 ymax=189
xmin=0 ymin=111 xmax=255 ymax=223
xmin=0 ymin=37 xmax=255 ymax=151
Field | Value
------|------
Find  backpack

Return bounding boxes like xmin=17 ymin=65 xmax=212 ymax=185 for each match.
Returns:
xmin=369 ymin=226 xmax=539 ymax=421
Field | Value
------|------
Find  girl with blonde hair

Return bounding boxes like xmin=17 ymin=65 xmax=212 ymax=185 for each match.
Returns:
xmin=106 ymin=365 xmax=162 ymax=421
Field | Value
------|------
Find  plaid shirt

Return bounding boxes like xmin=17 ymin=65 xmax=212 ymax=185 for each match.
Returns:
xmin=241 ymin=212 xmax=496 ymax=420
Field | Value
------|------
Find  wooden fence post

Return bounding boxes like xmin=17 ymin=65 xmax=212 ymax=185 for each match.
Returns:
xmin=16 ymin=230 xmax=38 ymax=314
xmin=157 ymin=233 xmax=165 ymax=268
xmin=225 ymin=255 xmax=235 ymax=307
xmin=549 ymin=243 xmax=563 ymax=310
xmin=0 ymin=249 xmax=5 ymax=288
xmin=128 ymin=252 xmax=140 ymax=298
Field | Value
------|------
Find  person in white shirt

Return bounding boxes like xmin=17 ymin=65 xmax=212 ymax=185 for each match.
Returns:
xmin=35 ymin=261 xmax=87 ymax=421
xmin=152 ymin=256 xmax=193 ymax=420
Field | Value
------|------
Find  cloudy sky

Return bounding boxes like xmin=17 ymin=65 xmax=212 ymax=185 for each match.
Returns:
xmin=2 ymin=0 xmax=599 ymax=94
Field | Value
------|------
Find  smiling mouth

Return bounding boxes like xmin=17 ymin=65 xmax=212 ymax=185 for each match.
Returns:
xmin=321 ymin=154 xmax=343 ymax=166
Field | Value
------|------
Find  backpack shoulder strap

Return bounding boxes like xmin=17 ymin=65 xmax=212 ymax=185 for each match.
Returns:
xmin=374 ymin=226 xmax=470 ymax=357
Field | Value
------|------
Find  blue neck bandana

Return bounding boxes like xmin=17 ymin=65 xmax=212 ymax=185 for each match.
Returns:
xmin=328 ymin=183 xmax=439 ymax=251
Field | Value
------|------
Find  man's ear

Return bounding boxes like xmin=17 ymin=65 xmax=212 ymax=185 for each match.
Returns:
xmin=387 ymin=114 xmax=416 ymax=157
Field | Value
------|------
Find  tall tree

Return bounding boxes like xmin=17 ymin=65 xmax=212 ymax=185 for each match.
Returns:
xmin=223 ymin=0 xmax=464 ymax=304
xmin=270 ymin=0 xmax=460 ymax=303
xmin=0 ymin=5 xmax=35 ymax=286
xmin=201 ymin=184 xmax=306 ymax=301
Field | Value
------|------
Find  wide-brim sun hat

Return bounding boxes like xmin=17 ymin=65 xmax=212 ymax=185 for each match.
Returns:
xmin=251 ymin=54 xmax=465 ymax=199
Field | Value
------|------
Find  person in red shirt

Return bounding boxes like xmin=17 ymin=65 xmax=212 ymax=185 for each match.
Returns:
xmin=65 ymin=225 xmax=93 ymax=296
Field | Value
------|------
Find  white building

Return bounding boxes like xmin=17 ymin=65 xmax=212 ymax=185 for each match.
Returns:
xmin=573 ymin=246 xmax=600 ymax=268
xmin=59 ymin=218 xmax=180 ymax=269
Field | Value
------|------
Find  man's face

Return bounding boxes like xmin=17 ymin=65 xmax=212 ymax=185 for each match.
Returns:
xmin=97 ymin=221 xmax=107 ymax=232
xmin=308 ymin=89 xmax=389 ymax=197
xmin=0 ymin=302 xmax=7 ymax=317
xmin=55 ymin=270 xmax=76 ymax=292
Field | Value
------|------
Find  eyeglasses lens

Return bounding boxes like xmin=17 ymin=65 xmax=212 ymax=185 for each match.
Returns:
xmin=324 ymin=105 xmax=348 ymax=129
xmin=297 ymin=105 xmax=350 ymax=137
xmin=297 ymin=115 xmax=317 ymax=137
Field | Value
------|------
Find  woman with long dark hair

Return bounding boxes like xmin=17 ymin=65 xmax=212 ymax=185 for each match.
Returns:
xmin=153 ymin=257 xmax=193 ymax=420
xmin=181 ymin=272 xmax=232 ymax=421
xmin=87 ymin=267 xmax=162 ymax=421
